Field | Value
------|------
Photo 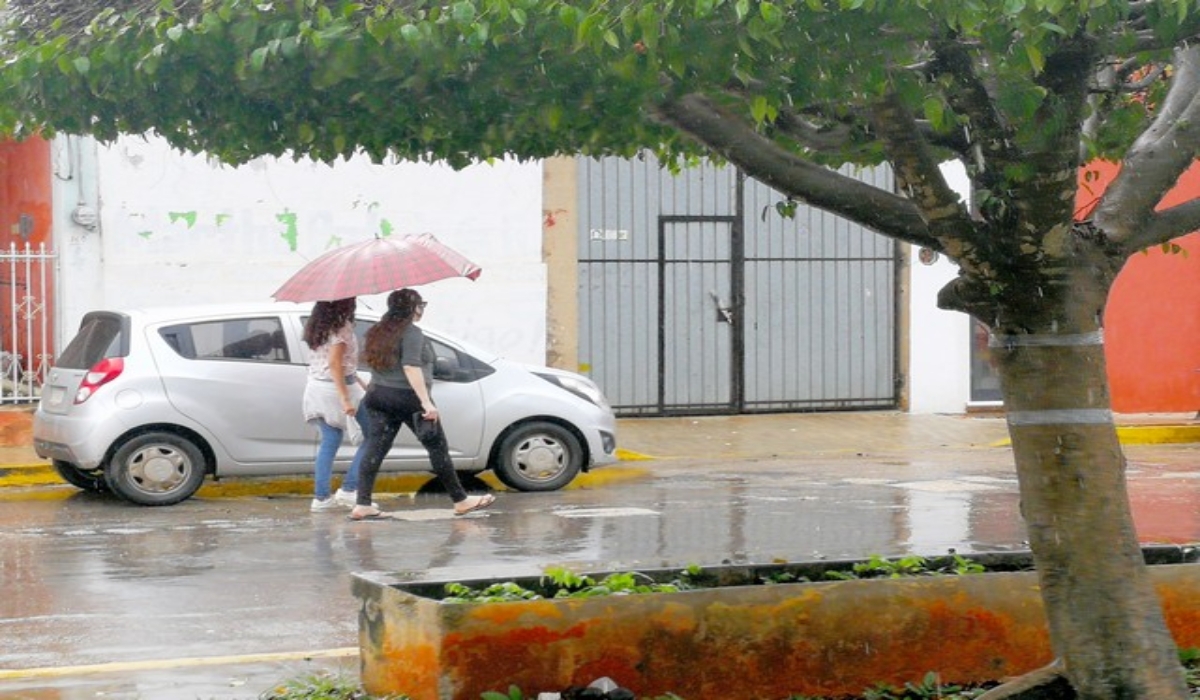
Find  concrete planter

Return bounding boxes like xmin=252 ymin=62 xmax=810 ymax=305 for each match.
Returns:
xmin=352 ymin=547 xmax=1200 ymax=700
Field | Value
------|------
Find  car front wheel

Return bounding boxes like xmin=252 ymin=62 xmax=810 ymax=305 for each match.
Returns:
xmin=105 ymin=432 xmax=208 ymax=506
xmin=493 ymin=421 xmax=582 ymax=492
xmin=53 ymin=460 xmax=108 ymax=492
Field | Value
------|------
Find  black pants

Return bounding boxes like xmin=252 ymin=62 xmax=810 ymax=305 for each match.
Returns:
xmin=355 ymin=384 xmax=467 ymax=505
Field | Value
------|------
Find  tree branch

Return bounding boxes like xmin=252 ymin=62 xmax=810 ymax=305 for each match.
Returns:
xmin=1126 ymin=200 xmax=1200 ymax=250
xmin=771 ymin=110 xmax=856 ymax=153
xmin=928 ymin=35 xmax=1020 ymax=191
xmin=867 ymin=91 xmax=980 ymax=250
xmin=1094 ymin=44 xmax=1200 ymax=250
xmin=653 ymin=92 xmax=940 ymax=250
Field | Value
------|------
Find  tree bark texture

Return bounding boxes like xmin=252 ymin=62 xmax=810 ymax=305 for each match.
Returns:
xmin=991 ymin=292 xmax=1188 ymax=698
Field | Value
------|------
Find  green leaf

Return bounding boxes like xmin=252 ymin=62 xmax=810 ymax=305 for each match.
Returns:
xmin=452 ymin=1 xmax=477 ymax=26
xmin=923 ymin=96 xmax=945 ymax=129
xmin=760 ymin=2 xmax=783 ymax=25
xmin=249 ymin=47 xmax=268 ymax=71
xmin=399 ymin=23 xmax=421 ymax=43
xmin=72 ymin=56 xmax=91 ymax=75
xmin=1025 ymin=43 xmax=1044 ymax=73
xmin=750 ymin=95 xmax=770 ymax=123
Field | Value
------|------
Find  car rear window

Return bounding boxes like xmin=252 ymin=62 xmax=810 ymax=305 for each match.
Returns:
xmin=55 ymin=313 xmax=129 ymax=369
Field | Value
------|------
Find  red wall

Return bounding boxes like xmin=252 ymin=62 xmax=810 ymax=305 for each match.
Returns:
xmin=0 ymin=137 xmax=55 ymax=369
xmin=1085 ymin=161 xmax=1200 ymax=413
xmin=0 ymin=137 xmax=53 ymax=248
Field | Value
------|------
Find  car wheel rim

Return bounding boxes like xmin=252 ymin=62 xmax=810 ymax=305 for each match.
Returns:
xmin=127 ymin=446 xmax=189 ymax=493
xmin=513 ymin=436 xmax=566 ymax=482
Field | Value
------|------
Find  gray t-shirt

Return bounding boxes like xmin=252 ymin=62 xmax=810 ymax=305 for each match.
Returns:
xmin=371 ymin=325 xmax=434 ymax=390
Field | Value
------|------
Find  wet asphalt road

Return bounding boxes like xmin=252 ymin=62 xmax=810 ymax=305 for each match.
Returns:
xmin=3 ymin=439 xmax=1200 ymax=699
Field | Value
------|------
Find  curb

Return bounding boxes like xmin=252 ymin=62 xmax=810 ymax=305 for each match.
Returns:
xmin=0 ymin=452 xmax=657 ymax=496
xmin=989 ymin=424 xmax=1200 ymax=448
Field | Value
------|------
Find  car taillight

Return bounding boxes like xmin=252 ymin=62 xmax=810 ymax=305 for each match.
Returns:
xmin=75 ymin=358 xmax=124 ymax=404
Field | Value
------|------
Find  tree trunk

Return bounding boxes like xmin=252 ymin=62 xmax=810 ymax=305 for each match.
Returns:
xmin=992 ymin=305 xmax=1188 ymax=698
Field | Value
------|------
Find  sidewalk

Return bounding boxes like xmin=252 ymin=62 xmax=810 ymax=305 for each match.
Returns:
xmin=3 ymin=407 xmax=1200 ymax=492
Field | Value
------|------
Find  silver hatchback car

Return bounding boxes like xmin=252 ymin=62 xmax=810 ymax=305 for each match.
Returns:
xmin=34 ymin=303 xmax=618 ymax=506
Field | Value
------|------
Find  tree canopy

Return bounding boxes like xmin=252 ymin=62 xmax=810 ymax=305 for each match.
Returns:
xmin=5 ymin=1 xmax=1200 ymax=698
xmin=4 ymin=1 xmax=1200 ymax=319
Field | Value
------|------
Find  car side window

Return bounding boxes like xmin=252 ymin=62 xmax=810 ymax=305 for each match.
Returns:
xmin=342 ymin=318 xmax=493 ymax=382
xmin=160 ymin=317 xmax=290 ymax=363
xmin=429 ymin=339 xmax=495 ymax=383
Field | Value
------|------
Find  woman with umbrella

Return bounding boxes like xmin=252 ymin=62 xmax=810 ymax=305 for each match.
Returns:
xmin=349 ymin=288 xmax=496 ymax=519
xmin=302 ymin=297 xmax=372 ymax=511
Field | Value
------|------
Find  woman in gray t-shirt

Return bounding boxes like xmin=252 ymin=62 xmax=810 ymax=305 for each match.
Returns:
xmin=348 ymin=288 xmax=496 ymax=520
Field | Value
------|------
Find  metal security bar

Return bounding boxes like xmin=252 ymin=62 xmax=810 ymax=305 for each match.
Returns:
xmin=1 ymin=242 xmax=55 ymax=404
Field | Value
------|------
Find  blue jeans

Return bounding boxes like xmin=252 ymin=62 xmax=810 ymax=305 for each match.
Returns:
xmin=313 ymin=411 xmax=370 ymax=499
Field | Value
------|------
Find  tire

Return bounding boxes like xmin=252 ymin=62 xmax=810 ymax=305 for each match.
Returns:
xmin=53 ymin=460 xmax=108 ymax=492
xmin=105 ymin=432 xmax=208 ymax=506
xmin=492 ymin=421 xmax=583 ymax=492
xmin=415 ymin=472 xmax=492 ymax=496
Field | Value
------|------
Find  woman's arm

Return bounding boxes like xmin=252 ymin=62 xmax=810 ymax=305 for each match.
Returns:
xmin=404 ymin=365 xmax=438 ymax=420
xmin=330 ymin=342 xmax=355 ymax=415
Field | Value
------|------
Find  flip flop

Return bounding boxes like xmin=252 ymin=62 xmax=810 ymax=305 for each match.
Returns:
xmin=454 ymin=493 xmax=496 ymax=516
xmin=348 ymin=510 xmax=395 ymax=522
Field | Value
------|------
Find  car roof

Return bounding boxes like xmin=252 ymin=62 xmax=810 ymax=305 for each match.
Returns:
xmin=88 ymin=302 xmax=503 ymax=363
xmin=94 ymin=301 xmax=314 ymax=322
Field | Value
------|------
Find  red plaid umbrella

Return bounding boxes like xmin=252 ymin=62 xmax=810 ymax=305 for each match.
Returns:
xmin=272 ymin=233 xmax=482 ymax=302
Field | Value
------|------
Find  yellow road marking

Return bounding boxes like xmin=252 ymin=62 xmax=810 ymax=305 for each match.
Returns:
xmin=0 ymin=647 xmax=359 ymax=679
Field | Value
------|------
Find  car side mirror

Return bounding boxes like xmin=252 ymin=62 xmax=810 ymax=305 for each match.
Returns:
xmin=433 ymin=356 xmax=456 ymax=381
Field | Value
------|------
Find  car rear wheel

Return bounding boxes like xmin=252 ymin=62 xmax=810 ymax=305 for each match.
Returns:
xmin=52 ymin=460 xmax=108 ymax=492
xmin=105 ymin=432 xmax=207 ymax=506
xmin=493 ymin=421 xmax=582 ymax=492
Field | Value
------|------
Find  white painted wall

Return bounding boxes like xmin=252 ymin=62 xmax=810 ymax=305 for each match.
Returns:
xmin=907 ymin=160 xmax=973 ymax=414
xmin=53 ymin=135 xmax=547 ymax=365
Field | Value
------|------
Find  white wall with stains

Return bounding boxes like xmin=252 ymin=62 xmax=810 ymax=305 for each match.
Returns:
xmin=54 ymin=135 xmax=547 ymax=365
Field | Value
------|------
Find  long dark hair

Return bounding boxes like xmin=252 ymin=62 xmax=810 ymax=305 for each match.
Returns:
xmin=363 ymin=288 xmax=423 ymax=371
xmin=303 ymin=298 xmax=356 ymax=350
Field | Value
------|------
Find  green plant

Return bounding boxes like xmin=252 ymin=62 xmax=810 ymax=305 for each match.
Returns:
xmin=1180 ymin=647 xmax=1200 ymax=689
xmin=945 ymin=555 xmax=986 ymax=576
xmin=480 ymin=686 xmax=525 ymax=700
xmin=441 ymin=581 xmax=541 ymax=604
xmin=259 ymin=672 xmax=407 ymax=699
xmin=442 ymin=566 xmax=697 ymax=604
xmin=761 ymin=570 xmax=803 ymax=585
xmin=826 ymin=555 xmax=931 ymax=580
xmin=825 ymin=554 xmax=990 ymax=581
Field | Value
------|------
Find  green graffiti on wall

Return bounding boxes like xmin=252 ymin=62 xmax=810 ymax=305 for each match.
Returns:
xmin=379 ymin=219 xmax=393 ymax=238
xmin=216 ymin=214 xmax=232 ymax=227
xmin=277 ymin=211 xmax=299 ymax=251
xmin=168 ymin=212 xmax=198 ymax=228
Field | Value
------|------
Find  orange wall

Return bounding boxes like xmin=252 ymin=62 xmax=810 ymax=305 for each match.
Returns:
xmin=1086 ymin=161 xmax=1200 ymax=413
xmin=0 ymin=137 xmax=55 ymax=368
xmin=0 ymin=137 xmax=53 ymax=248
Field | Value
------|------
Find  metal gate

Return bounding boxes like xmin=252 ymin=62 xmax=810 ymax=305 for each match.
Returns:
xmin=0 ymin=242 xmax=55 ymax=404
xmin=577 ymin=155 xmax=897 ymax=416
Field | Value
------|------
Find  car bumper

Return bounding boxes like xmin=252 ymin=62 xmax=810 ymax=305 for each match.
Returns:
xmin=32 ymin=407 xmax=124 ymax=469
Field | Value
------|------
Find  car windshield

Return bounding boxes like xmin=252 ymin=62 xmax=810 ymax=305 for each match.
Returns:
xmin=55 ymin=314 xmax=127 ymax=369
